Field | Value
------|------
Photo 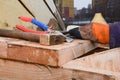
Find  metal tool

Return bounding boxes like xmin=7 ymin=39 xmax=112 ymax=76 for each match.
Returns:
xmin=19 ymin=16 xmax=49 ymax=31
xmin=17 ymin=16 xmax=73 ymax=43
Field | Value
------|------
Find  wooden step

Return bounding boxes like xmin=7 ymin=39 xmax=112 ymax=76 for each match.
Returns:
xmin=0 ymin=37 xmax=96 ymax=67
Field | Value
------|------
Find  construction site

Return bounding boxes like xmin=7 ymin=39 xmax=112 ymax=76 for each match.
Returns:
xmin=0 ymin=0 xmax=120 ymax=80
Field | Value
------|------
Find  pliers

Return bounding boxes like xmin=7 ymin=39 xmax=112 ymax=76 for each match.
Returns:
xmin=16 ymin=16 xmax=50 ymax=34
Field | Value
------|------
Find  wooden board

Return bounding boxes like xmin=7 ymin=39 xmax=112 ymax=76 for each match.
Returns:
xmin=0 ymin=58 xmax=115 ymax=80
xmin=0 ymin=0 xmax=35 ymax=30
xmin=20 ymin=0 xmax=65 ymax=30
xmin=0 ymin=37 xmax=96 ymax=67
xmin=62 ymin=48 xmax=120 ymax=79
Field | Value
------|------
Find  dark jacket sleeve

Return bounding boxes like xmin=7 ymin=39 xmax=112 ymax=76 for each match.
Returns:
xmin=109 ymin=22 xmax=120 ymax=49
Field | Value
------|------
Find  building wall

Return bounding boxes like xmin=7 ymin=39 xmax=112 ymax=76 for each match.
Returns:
xmin=55 ymin=0 xmax=74 ymax=21
xmin=62 ymin=0 xmax=74 ymax=19
xmin=92 ymin=0 xmax=107 ymax=17
xmin=107 ymin=0 xmax=120 ymax=21
xmin=92 ymin=0 xmax=120 ymax=22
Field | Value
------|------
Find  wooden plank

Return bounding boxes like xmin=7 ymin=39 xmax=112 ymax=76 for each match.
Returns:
xmin=0 ymin=37 xmax=96 ymax=66
xmin=62 ymin=48 xmax=120 ymax=79
xmin=0 ymin=0 xmax=35 ymax=30
xmin=0 ymin=58 xmax=116 ymax=80
xmin=20 ymin=0 xmax=65 ymax=30
xmin=0 ymin=42 xmax=7 ymax=57
xmin=20 ymin=0 xmax=55 ymax=25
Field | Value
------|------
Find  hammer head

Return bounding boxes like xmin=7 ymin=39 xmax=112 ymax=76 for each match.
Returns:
xmin=39 ymin=31 xmax=65 ymax=45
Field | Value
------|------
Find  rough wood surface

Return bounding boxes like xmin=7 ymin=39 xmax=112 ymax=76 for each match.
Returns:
xmin=62 ymin=48 xmax=120 ymax=79
xmin=39 ymin=33 xmax=65 ymax=45
xmin=0 ymin=37 xmax=95 ymax=67
xmin=0 ymin=58 xmax=115 ymax=80
xmin=0 ymin=0 xmax=35 ymax=30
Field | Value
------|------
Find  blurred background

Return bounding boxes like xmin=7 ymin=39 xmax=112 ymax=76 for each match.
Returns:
xmin=54 ymin=0 xmax=120 ymax=26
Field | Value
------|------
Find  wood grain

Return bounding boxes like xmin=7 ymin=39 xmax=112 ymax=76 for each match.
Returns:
xmin=0 ymin=58 xmax=115 ymax=80
xmin=0 ymin=37 xmax=96 ymax=66
xmin=63 ymin=48 xmax=120 ymax=79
